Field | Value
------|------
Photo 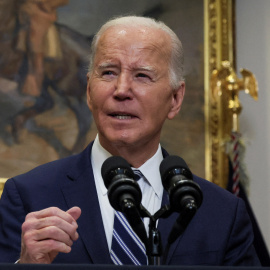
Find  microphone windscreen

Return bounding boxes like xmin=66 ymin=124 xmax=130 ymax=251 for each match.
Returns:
xmin=101 ymin=156 xmax=133 ymax=188
xmin=159 ymin=155 xmax=193 ymax=183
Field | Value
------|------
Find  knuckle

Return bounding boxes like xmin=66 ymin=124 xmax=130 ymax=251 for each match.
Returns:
xmin=21 ymin=222 xmax=27 ymax=233
xmin=48 ymin=207 xmax=59 ymax=216
xmin=46 ymin=239 xmax=56 ymax=250
xmin=22 ymin=230 xmax=34 ymax=245
xmin=46 ymin=226 xmax=57 ymax=236
xmin=27 ymin=240 xmax=36 ymax=251
xmin=25 ymin=212 xmax=33 ymax=220
xmin=21 ymin=220 xmax=32 ymax=233
xmin=25 ymin=211 xmax=37 ymax=222
xmin=46 ymin=239 xmax=70 ymax=253
xmin=50 ymin=215 xmax=62 ymax=225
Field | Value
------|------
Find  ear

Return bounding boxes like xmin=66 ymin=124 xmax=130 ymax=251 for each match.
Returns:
xmin=86 ymin=72 xmax=93 ymax=111
xmin=167 ymin=81 xmax=185 ymax=120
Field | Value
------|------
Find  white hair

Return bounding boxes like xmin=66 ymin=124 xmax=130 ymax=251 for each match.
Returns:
xmin=88 ymin=16 xmax=184 ymax=89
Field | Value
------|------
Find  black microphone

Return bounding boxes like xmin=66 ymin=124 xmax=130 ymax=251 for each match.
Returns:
xmin=159 ymin=155 xmax=203 ymax=213
xmin=101 ymin=156 xmax=142 ymax=212
xmin=160 ymin=156 xmax=203 ymax=255
xmin=101 ymin=156 xmax=148 ymax=249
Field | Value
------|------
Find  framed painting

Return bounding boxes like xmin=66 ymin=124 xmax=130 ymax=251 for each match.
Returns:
xmin=0 ymin=0 xmax=235 ymax=196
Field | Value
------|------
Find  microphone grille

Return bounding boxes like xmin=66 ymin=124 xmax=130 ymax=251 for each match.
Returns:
xmin=159 ymin=155 xmax=193 ymax=182
xmin=101 ymin=156 xmax=133 ymax=187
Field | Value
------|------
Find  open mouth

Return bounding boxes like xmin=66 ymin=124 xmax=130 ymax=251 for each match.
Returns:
xmin=110 ymin=113 xmax=134 ymax=120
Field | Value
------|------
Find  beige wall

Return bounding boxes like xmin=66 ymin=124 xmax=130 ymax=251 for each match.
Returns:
xmin=236 ymin=0 xmax=270 ymax=251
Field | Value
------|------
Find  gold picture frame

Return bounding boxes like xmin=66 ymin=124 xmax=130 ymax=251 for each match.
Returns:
xmin=204 ymin=0 xmax=235 ymax=188
xmin=0 ymin=178 xmax=6 ymax=197
xmin=0 ymin=0 xmax=235 ymax=196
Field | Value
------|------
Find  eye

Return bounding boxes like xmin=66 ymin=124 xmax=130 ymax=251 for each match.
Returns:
xmin=101 ymin=70 xmax=117 ymax=80
xmin=137 ymin=73 xmax=149 ymax=78
xmin=102 ymin=70 xmax=115 ymax=76
xmin=135 ymin=73 xmax=152 ymax=82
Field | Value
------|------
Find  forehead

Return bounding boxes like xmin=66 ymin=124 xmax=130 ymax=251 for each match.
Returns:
xmin=95 ymin=25 xmax=172 ymax=65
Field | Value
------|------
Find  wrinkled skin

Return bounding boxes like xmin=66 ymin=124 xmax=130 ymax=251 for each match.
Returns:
xmin=87 ymin=25 xmax=185 ymax=167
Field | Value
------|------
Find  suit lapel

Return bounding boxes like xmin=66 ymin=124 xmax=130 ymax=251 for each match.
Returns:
xmin=61 ymin=143 xmax=112 ymax=264
xmin=60 ymin=145 xmax=182 ymax=264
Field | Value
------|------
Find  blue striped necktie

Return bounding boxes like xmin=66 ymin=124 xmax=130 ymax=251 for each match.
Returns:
xmin=110 ymin=170 xmax=148 ymax=265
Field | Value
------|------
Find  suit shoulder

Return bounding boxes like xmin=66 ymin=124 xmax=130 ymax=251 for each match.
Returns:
xmin=10 ymin=143 xmax=93 ymax=186
xmin=193 ymin=175 xmax=240 ymax=210
xmin=194 ymin=175 xmax=234 ymax=196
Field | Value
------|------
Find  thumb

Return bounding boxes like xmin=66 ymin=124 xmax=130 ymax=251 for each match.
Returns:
xmin=67 ymin=206 xmax=81 ymax=221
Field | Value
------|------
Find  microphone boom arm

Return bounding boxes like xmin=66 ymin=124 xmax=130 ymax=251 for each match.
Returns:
xmin=167 ymin=199 xmax=198 ymax=245
xmin=121 ymin=199 xmax=148 ymax=249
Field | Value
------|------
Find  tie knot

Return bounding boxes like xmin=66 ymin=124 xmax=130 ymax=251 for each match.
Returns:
xmin=133 ymin=170 xmax=143 ymax=181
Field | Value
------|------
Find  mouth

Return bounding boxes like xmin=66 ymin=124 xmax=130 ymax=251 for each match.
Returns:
xmin=114 ymin=115 xmax=132 ymax=120
xmin=109 ymin=113 xmax=136 ymax=120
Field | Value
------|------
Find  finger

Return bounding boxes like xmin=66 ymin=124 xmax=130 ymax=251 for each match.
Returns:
xmin=27 ymin=207 xmax=75 ymax=224
xmin=36 ymin=239 xmax=72 ymax=255
xmin=33 ymin=216 xmax=75 ymax=230
xmin=30 ymin=226 xmax=74 ymax=247
xmin=21 ymin=232 xmax=72 ymax=264
xmin=66 ymin=206 xmax=81 ymax=221
xmin=22 ymin=218 xmax=79 ymax=242
xmin=23 ymin=208 xmax=80 ymax=242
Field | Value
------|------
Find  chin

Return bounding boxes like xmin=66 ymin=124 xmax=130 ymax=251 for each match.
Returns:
xmin=112 ymin=136 xmax=136 ymax=146
xmin=100 ymin=131 xmax=135 ymax=146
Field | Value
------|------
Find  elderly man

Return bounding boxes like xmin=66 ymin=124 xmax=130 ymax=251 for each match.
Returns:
xmin=0 ymin=16 xmax=260 ymax=266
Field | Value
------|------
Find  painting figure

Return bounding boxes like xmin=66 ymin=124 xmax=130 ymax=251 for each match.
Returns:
xmin=17 ymin=0 xmax=69 ymax=97
xmin=0 ymin=0 xmax=205 ymax=180
xmin=0 ymin=0 xmax=93 ymax=172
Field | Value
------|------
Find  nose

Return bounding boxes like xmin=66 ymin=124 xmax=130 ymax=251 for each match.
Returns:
xmin=113 ymin=72 xmax=133 ymax=100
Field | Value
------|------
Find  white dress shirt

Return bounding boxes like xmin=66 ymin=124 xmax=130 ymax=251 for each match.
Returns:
xmin=91 ymin=135 xmax=164 ymax=250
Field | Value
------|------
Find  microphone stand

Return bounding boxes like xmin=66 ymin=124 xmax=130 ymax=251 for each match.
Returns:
xmin=121 ymin=199 xmax=148 ymax=248
xmin=123 ymin=201 xmax=198 ymax=266
xmin=115 ymin=185 xmax=200 ymax=266
xmin=122 ymin=201 xmax=163 ymax=265
xmin=161 ymin=200 xmax=198 ymax=265
xmin=146 ymin=201 xmax=198 ymax=266
xmin=147 ymin=216 xmax=162 ymax=265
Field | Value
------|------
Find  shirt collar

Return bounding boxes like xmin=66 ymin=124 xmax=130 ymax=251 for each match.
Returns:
xmin=131 ymin=146 xmax=164 ymax=200
xmin=91 ymin=134 xmax=164 ymax=200
xmin=91 ymin=135 xmax=112 ymax=196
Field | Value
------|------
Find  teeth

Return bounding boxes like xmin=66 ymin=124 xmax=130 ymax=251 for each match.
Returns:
xmin=115 ymin=115 xmax=132 ymax=119
xmin=110 ymin=113 xmax=133 ymax=119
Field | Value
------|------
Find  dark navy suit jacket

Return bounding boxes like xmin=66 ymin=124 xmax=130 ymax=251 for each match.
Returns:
xmin=0 ymin=142 xmax=260 ymax=265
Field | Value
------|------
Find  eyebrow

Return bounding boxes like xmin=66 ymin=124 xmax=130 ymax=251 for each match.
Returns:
xmin=136 ymin=66 xmax=156 ymax=73
xmin=135 ymin=66 xmax=159 ymax=79
xmin=97 ymin=62 xmax=117 ymax=69
xmin=97 ymin=62 xmax=158 ymax=75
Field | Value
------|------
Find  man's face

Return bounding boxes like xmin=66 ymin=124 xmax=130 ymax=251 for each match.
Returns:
xmin=87 ymin=25 xmax=185 ymax=153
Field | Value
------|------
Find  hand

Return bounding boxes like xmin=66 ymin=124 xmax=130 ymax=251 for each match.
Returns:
xmin=19 ymin=206 xmax=81 ymax=264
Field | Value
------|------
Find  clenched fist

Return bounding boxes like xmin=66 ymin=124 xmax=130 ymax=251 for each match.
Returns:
xmin=19 ymin=206 xmax=81 ymax=264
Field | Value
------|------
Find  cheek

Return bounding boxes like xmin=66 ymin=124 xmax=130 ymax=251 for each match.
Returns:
xmin=87 ymin=94 xmax=93 ymax=111
xmin=89 ymin=88 xmax=111 ymax=120
xmin=88 ymin=84 xmax=102 ymax=108
xmin=150 ymin=92 xmax=172 ymax=114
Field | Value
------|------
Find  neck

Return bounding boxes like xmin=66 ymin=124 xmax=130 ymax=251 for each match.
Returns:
xmin=98 ymin=137 xmax=160 ymax=168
